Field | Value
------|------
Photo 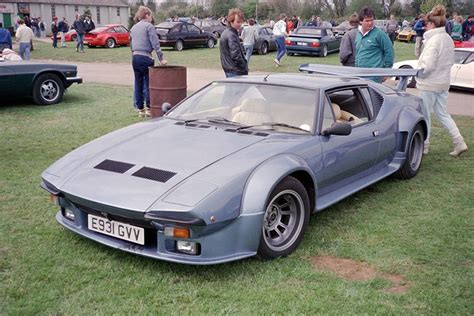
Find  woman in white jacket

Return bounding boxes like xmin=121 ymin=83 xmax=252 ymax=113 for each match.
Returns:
xmin=417 ymin=5 xmax=468 ymax=156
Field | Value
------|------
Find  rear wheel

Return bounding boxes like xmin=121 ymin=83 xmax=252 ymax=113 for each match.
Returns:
xmin=394 ymin=125 xmax=424 ymax=179
xmin=401 ymin=65 xmax=416 ymax=88
xmin=257 ymin=176 xmax=310 ymax=259
xmin=106 ymin=38 xmax=115 ymax=48
xmin=258 ymin=41 xmax=269 ymax=55
xmin=32 ymin=73 xmax=65 ymax=105
xmin=320 ymin=44 xmax=328 ymax=57
xmin=174 ymin=39 xmax=184 ymax=51
xmin=207 ymin=38 xmax=215 ymax=48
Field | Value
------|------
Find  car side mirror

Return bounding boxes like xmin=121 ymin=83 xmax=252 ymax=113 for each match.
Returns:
xmin=162 ymin=102 xmax=172 ymax=114
xmin=322 ymin=122 xmax=352 ymax=136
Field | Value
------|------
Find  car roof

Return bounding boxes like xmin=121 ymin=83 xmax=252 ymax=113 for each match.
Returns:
xmin=214 ymin=73 xmax=373 ymax=91
xmin=456 ymin=47 xmax=474 ymax=52
xmin=156 ymin=21 xmax=193 ymax=29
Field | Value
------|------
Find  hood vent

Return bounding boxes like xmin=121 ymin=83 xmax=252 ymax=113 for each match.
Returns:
xmin=94 ymin=159 xmax=135 ymax=174
xmin=224 ymin=129 xmax=269 ymax=137
xmin=132 ymin=167 xmax=176 ymax=183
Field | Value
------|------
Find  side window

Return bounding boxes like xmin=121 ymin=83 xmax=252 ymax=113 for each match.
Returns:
xmin=464 ymin=53 xmax=474 ymax=64
xmin=170 ymin=25 xmax=181 ymax=34
xmin=187 ymin=24 xmax=200 ymax=33
xmin=359 ymin=88 xmax=374 ymax=118
xmin=321 ymin=96 xmax=335 ymax=131
xmin=108 ymin=27 xmax=116 ymax=33
xmin=327 ymin=88 xmax=371 ymax=126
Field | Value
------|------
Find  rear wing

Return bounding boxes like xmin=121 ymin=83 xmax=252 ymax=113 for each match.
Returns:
xmin=299 ymin=64 xmax=420 ymax=91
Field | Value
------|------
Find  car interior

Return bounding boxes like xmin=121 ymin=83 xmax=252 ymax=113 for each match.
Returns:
xmin=327 ymin=89 xmax=370 ymax=124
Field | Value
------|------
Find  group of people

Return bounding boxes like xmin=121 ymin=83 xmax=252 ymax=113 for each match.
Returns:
xmin=51 ymin=15 xmax=95 ymax=52
xmin=0 ymin=20 xmax=34 ymax=60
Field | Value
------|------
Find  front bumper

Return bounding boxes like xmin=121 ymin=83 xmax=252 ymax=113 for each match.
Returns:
xmin=55 ymin=204 xmax=263 ymax=265
xmin=66 ymin=76 xmax=83 ymax=84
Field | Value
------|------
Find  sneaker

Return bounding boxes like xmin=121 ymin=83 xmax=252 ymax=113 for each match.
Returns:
xmin=138 ymin=109 xmax=146 ymax=117
xmin=274 ymin=59 xmax=280 ymax=66
xmin=145 ymin=108 xmax=152 ymax=117
xmin=449 ymin=140 xmax=468 ymax=157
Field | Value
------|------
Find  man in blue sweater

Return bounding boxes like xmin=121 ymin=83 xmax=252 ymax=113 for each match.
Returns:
xmin=354 ymin=6 xmax=394 ymax=82
xmin=0 ymin=22 xmax=12 ymax=52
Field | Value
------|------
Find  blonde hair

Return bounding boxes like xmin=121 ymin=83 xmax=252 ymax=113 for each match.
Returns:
xmin=227 ymin=8 xmax=244 ymax=23
xmin=134 ymin=6 xmax=152 ymax=23
xmin=425 ymin=4 xmax=447 ymax=27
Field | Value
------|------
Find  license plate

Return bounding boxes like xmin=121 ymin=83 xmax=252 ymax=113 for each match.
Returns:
xmin=297 ymin=42 xmax=307 ymax=46
xmin=87 ymin=214 xmax=145 ymax=245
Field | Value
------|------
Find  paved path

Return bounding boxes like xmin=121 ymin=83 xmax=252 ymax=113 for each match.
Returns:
xmin=35 ymin=58 xmax=474 ymax=117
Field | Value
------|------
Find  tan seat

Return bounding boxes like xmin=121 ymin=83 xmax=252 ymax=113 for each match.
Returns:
xmin=232 ymin=98 xmax=273 ymax=126
xmin=332 ymin=103 xmax=362 ymax=125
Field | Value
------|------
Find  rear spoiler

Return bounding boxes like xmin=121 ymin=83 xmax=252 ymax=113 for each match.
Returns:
xmin=299 ymin=64 xmax=420 ymax=91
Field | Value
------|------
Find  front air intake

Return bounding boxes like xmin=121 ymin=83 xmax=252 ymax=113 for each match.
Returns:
xmin=132 ymin=167 xmax=176 ymax=183
xmin=94 ymin=159 xmax=135 ymax=174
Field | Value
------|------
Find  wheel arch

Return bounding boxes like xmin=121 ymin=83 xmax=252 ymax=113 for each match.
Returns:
xmin=241 ymin=154 xmax=317 ymax=216
xmin=398 ymin=106 xmax=427 ymax=142
xmin=32 ymin=70 xmax=67 ymax=90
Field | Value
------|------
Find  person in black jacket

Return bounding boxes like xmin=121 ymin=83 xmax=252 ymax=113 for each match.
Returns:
xmin=72 ymin=14 xmax=85 ymax=53
xmin=219 ymin=8 xmax=248 ymax=77
xmin=51 ymin=16 xmax=58 ymax=48
xmin=83 ymin=15 xmax=95 ymax=33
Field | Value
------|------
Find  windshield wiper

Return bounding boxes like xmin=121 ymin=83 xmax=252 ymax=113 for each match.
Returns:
xmin=206 ymin=116 xmax=243 ymax=126
xmin=236 ymin=122 xmax=311 ymax=133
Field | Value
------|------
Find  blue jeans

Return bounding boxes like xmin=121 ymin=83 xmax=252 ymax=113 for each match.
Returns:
xmin=244 ymin=44 xmax=254 ymax=63
xmin=275 ymin=35 xmax=286 ymax=62
xmin=419 ymin=90 xmax=460 ymax=141
xmin=76 ymin=33 xmax=84 ymax=52
xmin=19 ymin=42 xmax=31 ymax=60
xmin=132 ymin=54 xmax=154 ymax=110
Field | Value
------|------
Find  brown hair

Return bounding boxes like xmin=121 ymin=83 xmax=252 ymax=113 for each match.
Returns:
xmin=349 ymin=12 xmax=359 ymax=27
xmin=134 ymin=6 xmax=152 ymax=23
xmin=425 ymin=4 xmax=447 ymax=27
xmin=227 ymin=8 xmax=244 ymax=23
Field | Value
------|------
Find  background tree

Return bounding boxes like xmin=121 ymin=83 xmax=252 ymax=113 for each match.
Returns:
xmin=420 ymin=0 xmax=448 ymax=14
xmin=82 ymin=6 xmax=92 ymax=19
xmin=210 ymin=0 xmax=237 ymax=17
xmin=347 ymin=0 xmax=383 ymax=19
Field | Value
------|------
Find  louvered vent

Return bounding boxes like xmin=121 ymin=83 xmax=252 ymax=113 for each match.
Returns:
xmin=94 ymin=159 xmax=135 ymax=174
xmin=369 ymin=88 xmax=384 ymax=116
xmin=132 ymin=167 xmax=176 ymax=183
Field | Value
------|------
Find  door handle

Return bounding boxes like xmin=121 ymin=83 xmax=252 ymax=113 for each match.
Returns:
xmin=372 ymin=130 xmax=380 ymax=137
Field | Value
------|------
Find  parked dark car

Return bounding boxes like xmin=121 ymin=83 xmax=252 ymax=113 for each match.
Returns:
xmin=155 ymin=22 xmax=217 ymax=51
xmin=252 ymin=26 xmax=278 ymax=55
xmin=0 ymin=61 xmax=82 ymax=105
xmin=194 ymin=19 xmax=226 ymax=38
xmin=333 ymin=21 xmax=350 ymax=36
xmin=286 ymin=27 xmax=341 ymax=57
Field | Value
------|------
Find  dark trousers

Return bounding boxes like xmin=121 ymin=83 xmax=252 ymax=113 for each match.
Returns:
xmin=52 ymin=32 xmax=58 ymax=48
xmin=132 ymin=54 xmax=154 ymax=110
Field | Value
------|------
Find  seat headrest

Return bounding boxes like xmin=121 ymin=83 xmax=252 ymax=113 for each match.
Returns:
xmin=240 ymin=98 xmax=270 ymax=113
xmin=332 ymin=103 xmax=341 ymax=120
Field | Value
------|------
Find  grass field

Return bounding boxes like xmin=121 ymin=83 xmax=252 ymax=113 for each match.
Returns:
xmin=30 ymin=39 xmax=418 ymax=73
xmin=1 ymin=83 xmax=473 ymax=314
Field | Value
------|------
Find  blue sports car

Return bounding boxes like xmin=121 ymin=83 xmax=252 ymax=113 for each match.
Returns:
xmin=41 ymin=65 xmax=425 ymax=265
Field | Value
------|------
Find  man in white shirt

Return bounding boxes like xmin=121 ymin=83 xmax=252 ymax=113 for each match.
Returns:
xmin=15 ymin=20 xmax=34 ymax=60
xmin=273 ymin=14 xmax=287 ymax=66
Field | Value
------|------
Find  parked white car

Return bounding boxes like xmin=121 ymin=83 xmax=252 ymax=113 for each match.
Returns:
xmin=393 ymin=47 xmax=474 ymax=90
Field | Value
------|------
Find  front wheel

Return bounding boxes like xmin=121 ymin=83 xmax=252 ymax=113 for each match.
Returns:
xmin=32 ymin=73 xmax=65 ymax=105
xmin=394 ymin=125 xmax=424 ymax=179
xmin=106 ymin=38 xmax=115 ymax=48
xmin=258 ymin=41 xmax=268 ymax=55
xmin=174 ymin=39 xmax=184 ymax=51
xmin=257 ymin=176 xmax=310 ymax=259
xmin=207 ymin=38 xmax=215 ymax=48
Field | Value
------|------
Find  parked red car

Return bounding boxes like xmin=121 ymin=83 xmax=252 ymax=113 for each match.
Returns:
xmin=84 ymin=24 xmax=130 ymax=48
xmin=50 ymin=29 xmax=77 ymax=42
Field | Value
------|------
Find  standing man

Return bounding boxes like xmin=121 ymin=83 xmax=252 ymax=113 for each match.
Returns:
xmin=58 ymin=17 xmax=68 ymax=47
xmin=241 ymin=18 xmax=258 ymax=65
xmin=339 ymin=13 xmax=359 ymax=67
xmin=413 ymin=14 xmax=425 ymax=58
xmin=354 ymin=6 xmax=394 ymax=82
xmin=72 ymin=14 xmax=85 ymax=53
xmin=273 ymin=14 xmax=287 ymax=67
xmin=462 ymin=15 xmax=473 ymax=41
xmin=51 ymin=17 xmax=58 ymax=48
xmin=219 ymin=8 xmax=248 ymax=78
xmin=15 ymin=19 xmax=34 ymax=60
xmin=83 ymin=15 xmax=95 ymax=33
xmin=130 ymin=6 xmax=167 ymax=117
xmin=0 ymin=22 xmax=13 ymax=52
xmin=386 ymin=14 xmax=399 ymax=44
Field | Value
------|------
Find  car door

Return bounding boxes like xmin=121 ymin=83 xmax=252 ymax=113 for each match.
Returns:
xmin=265 ymin=27 xmax=277 ymax=50
xmin=187 ymin=23 xmax=205 ymax=46
xmin=451 ymin=50 xmax=474 ymax=88
xmin=317 ymin=87 xmax=380 ymax=195
xmin=325 ymin=28 xmax=338 ymax=51
xmin=113 ymin=26 xmax=128 ymax=45
xmin=0 ymin=64 xmax=16 ymax=96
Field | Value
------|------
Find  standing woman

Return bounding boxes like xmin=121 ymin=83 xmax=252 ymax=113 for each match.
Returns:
xmin=273 ymin=14 xmax=287 ymax=67
xmin=417 ymin=5 xmax=468 ymax=156
xmin=130 ymin=6 xmax=167 ymax=117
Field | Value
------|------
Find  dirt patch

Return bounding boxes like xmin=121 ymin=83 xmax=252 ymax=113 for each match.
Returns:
xmin=311 ymin=255 xmax=410 ymax=294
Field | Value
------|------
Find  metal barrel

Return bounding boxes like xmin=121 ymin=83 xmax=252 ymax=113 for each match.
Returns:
xmin=149 ymin=65 xmax=187 ymax=118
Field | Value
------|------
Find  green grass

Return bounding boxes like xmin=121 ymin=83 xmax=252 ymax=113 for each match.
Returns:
xmin=1 ymin=84 xmax=473 ymax=314
xmin=30 ymin=39 xmax=417 ymax=73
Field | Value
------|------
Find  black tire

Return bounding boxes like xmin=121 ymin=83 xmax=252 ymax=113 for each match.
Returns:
xmin=258 ymin=41 xmax=269 ymax=55
xmin=320 ymin=44 xmax=328 ymax=57
xmin=394 ymin=125 xmax=424 ymax=179
xmin=106 ymin=38 xmax=115 ymax=48
xmin=257 ymin=176 xmax=310 ymax=259
xmin=32 ymin=73 xmax=65 ymax=105
xmin=401 ymin=65 xmax=416 ymax=88
xmin=174 ymin=39 xmax=184 ymax=51
xmin=206 ymin=37 xmax=215 ymax=48
xmin=287 ymin=52 xmax=294 ymax=56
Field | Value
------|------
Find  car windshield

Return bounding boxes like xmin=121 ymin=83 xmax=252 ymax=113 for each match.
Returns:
xmin=295 ymin=28 xmax=322 ymax=36
xmin=167 ymin=82 xmax=317 ymax=134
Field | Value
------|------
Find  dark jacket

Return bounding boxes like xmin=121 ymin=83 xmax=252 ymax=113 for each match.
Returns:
xmin=413 ymin=19 xmax=425 ymax=37
xmin=219 ymin=26 xmax=248 ymax=75
xmin=84 ymin=20 xmax=95 ymax=33
xmin=0 ymin=27 xmax=12 ymax=49
xmin=73 ymin=20 xmax=85 ymax=35
xmin=58 ymin=20 xmax=69 ymax=33
xmin=339 ymin=27 xmax=358 ymax=66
